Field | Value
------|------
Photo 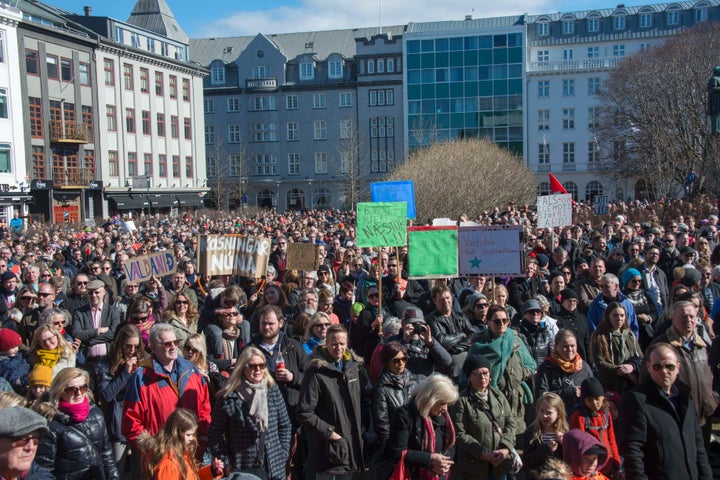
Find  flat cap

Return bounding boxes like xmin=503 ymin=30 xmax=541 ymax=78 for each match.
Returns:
xmin=0 ymin=406 xmax=48 ymax=438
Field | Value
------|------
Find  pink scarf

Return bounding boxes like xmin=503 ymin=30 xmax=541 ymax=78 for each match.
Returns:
xmin=59 ymin=397 xmax=90 ymax=422
xmin=419 ymin=411 xmax=456 ymax=480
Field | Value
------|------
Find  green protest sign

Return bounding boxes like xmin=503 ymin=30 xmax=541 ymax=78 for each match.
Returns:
xmin=407 ymin=226 xmax=458 ymax=279
xmin=356 ymin=202 xmax=407 ymax=247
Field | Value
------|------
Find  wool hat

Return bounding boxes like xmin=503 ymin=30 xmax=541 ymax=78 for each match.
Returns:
xmin=0 ymin=328 xmax=22 ymax=352
xmin=560 ymin=288 xmax=578 ymax=301
xmin=581 ymin=377 xmax=605 ymax=399
xmin=465 ymin=292 xmax=488 ymax=309
xmin=86 ymin=279 xmax=106 ymax=291
xmin=462 ymin=354 xmax=492 ymax=378
xmin=0 ymin=406 xmax=48 ymax=438
xmin=621 ymin=268 xmax=642 ymax=287
xmin=0 ymin=271 xmax=16 ymax=282
xmin=604 ymin=390 xmax=621 ymax=406
xmin=522 ymin=299 xmax=543 ymax=314
xmin=680 ymin=267 xmax=702 ymax=287
xmin=536 ymin=254 xmax=549 ymax=268
xmin=403 ymin=306 xmax=424 ymax=324
xmin=678 ymin=246 xmax=696 ymax=256
xmin=318 ymin=264 xmax=331 ymax=274
xmin=28 ymin=365 xmax=53 ymax=388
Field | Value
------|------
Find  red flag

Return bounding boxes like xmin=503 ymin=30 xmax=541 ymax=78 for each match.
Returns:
xmin=548 ymin=173 xmax=567 ymax=194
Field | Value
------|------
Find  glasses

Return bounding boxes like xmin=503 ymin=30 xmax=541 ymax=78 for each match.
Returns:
xmin=183 ymin=345 xmax=199 ymax=354
xmin=53 ymin=321 xmax=64 ymax=327
xmin=103 ymin=267 xmax=112 ymax=271
xmin=133 ymin=315 xmax=149 ymax=322
xmin=391 ymin=356 xmax=408 ymax=365
xmin=629 ymin=278 xmax=642 ymax=284
xmin=159 ymin=340 xmax=179 ymax=349
xmin=9 ymin=434 xmax=43 ymax=448
xmin=315 ymin=322 xmax=331 ymax=329
xmin=123 ymin=343 xmax=140 ymax=350
xmin=222 ymin=311 xmax=241 ymax=317
xmin=471 ymin=370 xmax=491 ymax=377
xmin=368 ymin=293 xmax=379 ymax=299
xmin=475 ymin=303 xmax=490 ymax=309
xmin=175 ymin=300 xmax=189 ymax=305
xmin=40 ymin=274 xmax=52 ymax=278
xmin=20 ymin=296 xmax=34 ymax=301
xmin=246 ymin=363 xmax=266 ymax=370
xmin=75 ymin=281 xmax=88 ymax=286
xmin=354 ymin=264 xmax=363 ymax=268
xmin=651 ymin=363 xmax=677 ymax=372
xmin=91 ymin=266 xmax=101 ymax=271
xmin=663 ymin=239 xmax=674 ymax=243
xmin=526 ymin=310 xmax=543 ymax=316
xmin=388 ymin=264 xmax=398 ymax=268
xmin=63 ymin=384 xmax=89 ymax=395
xmin=39 ymin=336 xmax=56 ymax=345
xmin=491 ymin=318 xmax=510 ymax=325
xmin=318 ymin=271 xmax=329 ymax=276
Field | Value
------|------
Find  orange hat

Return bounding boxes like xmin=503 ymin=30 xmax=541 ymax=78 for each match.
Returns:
xmin=28 ymin=365 xmax=53 ymax=388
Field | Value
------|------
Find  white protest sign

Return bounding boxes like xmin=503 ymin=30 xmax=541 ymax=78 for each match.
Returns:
xmin=536 ymin=194 xmax=572 ymax=229
xmin=458 ymin=225 xmax=524 ymax=277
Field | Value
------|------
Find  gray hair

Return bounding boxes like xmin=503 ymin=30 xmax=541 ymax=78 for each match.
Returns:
xmin=382 ymin=316 xmax=402 ymax=337
xmin=148 ymin=323 xmax=177 ymax=346
xmin=672 ymin=300 xmax=697 ymax=317
xmin=413 ymin=373 xmax=459 ymax=417
xmin=602 ymin=273 xmax=619 ymax=286
xmin=38 ymin=308 xmax=71 ymax=327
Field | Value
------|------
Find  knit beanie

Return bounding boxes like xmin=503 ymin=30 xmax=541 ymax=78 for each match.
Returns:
xmin=462 ymin=354 xmax=492 ymax=378
xmin=28 ymin=365 xmax=53 ymax=388
xmin=621 ymin=268 xmax=642 ymax=287
xmin=0 ymin=328 xmax=22 ymax=352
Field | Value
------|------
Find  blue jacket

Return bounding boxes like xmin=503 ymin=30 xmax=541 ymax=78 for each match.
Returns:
xmin=587 ymin=292 xmax=639 ymax=337
xmin=0 ymin=353 xmax=29 ymax=391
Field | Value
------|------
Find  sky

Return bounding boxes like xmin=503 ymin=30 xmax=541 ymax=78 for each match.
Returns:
xmin=48 ymin=0 xmax=655 ymax=38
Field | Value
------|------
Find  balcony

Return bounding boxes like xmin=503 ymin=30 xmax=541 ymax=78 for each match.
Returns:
xmin=49 ymin=121 xmax=89 ymax=144
xmin=53 ymin=168 xmax=95 ymax=188
xmin=562 ymin=162 xmax=577 ymax=172
xmin=528 ymin=57 xmax=626 ymax=73
xmin=537 ymin=164 xmax=552 ymax=173
xmin=245 ymin=77 xmax=278 ymax=91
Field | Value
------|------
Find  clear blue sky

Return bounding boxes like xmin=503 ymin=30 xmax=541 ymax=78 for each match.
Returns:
xmin=48 ymin=0 xmax=655 ymax=38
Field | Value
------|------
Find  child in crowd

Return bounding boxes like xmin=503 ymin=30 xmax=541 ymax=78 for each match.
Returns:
xmin=0 ymin=328 xmax=29 ymax=393
xmin=563 ymin=429 xmax=610 ymax=480
xmin=603 ymin=390 xmax=621 ymax=422
xmin=569 ymin=378 xmax=621 ymax=478
xmin=25 ymin=365 xmax=53 ymax=405
xmin=522 ymin=392 xmax=569 ymax=471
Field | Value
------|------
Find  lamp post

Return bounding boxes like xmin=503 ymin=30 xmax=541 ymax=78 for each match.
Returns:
xmin=241 ymin=177 xmax=247 ymax=208
xmin=146 ymin=176 xmax=151 ymax=217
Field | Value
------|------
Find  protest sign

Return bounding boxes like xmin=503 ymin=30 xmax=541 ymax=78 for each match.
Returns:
xmin=197 ymin=234 xmax=271 ymax=277
xmin=407 ymin=226 xmax=458 ymax=279
xmin=122 ymin=251 xmax=177 ymax=284
xmin=458 ymin=225 xmax=524 ymax=277
xmin=370 ymin=181 xmax=416 ymax=219
xmin=537 ymin=194 xmax=573 ymax=228
xmin=594 ymin=195 xmax=609 ymax=215
xmin=287 ymin=243 xmax=320 ymax=272
xmin=356 ymin=202 xmax=407 ymax=247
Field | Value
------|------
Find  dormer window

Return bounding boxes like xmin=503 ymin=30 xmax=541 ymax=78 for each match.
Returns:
xmin=300 ymin=61 xmax=314 ymax=80
xmin=613 ymin=14 xmax=626 ymax=30
xmin=210 ymin=65 xmax=225 ymax=85
xmin=538 ymin=20 xmax=549 ymax=36
xmin=328 ymin=60 xmax=343 ymax=79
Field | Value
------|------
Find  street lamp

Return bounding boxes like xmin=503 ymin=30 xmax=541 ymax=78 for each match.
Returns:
xmin=241 ymin=177 xmax=247 ymax=208
xmin=146 ymin=176 xmax=152 ymax=217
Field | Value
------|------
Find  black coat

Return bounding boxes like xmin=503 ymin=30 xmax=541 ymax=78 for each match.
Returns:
xmin=36 ymin=404 xmax=119 ymax=480
xmin=535 ymin=357 xmax=593 ymax=412
xmin=555 ymin=307 xmax=590 ymax=360
xmin=92 ymin=359 xmax=133 ymax=443
xmin=618 ymin=380 xmax=712 ymax=480
xmin=371 ymin=369 xmax=419 ymax=447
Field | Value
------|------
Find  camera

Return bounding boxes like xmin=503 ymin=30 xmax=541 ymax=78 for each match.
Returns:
xmin=413 ymin=323 xmax=427 ymax=335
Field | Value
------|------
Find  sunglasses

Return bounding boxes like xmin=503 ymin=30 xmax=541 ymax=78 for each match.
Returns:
xmin=391 ymin=356 xmax=408 ymax=365
xmin=123 ymin=343 xmax=140 ymax=350
xmin=40 ymin=274 xmax=52 ymax=278
xmin=175 ymin=300 xmax=189 ymax=305
xmin=64 ymin=384 xmax=89 ymax=395
xmin=222 ymin=311 xmax=241 ymax=317
xmin=133 ymin=315 xmax=149 ymax=322
xmin=9 ymin=434 xmax=43 ymax=448
xmin=491 ymin=318 xmax=510 ymax=325
xmin=475 ymin=303 xmax=489 ymax=308
xmin=246 ymin=363 xmax=266 ymax=370
xmin=183 ymin=345 xmax=199 ymax=354
xmin=651 ymin=363 xmax=677 ymax=372
xmin=159 ymin=340 xmax=179 ymax=349
xmin=315 ymin=322 xmax=331 ymax=329
xmin=75 ymin=281 xmax=88 ymax=286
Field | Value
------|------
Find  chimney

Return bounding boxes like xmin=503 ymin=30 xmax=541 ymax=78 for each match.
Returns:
xmin=83 ymin=6 xmax=92 ymax=16
xmin=465 ymin=14 xmax=472 ymax=20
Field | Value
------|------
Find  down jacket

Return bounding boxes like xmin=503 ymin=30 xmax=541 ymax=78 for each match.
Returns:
xmin=35 ymin=404 xmax=119 ymax=480
xmin=372 ymin=369 xmax=420 ymax=447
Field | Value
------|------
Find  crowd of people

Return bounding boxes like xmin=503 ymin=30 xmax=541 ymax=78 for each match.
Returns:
xmin=0 ymin=197 xmax=719 ymax=480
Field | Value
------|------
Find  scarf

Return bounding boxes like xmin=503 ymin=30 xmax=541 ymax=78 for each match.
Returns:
xmin=548 ymin=351 xmax=584 ymax=374
xmin=35 ymin=348 xmax=62 ymax=368
xmin=475 ymin=329 xmax=518 ymax=389
xmin=608 ymin=330 xmax=632 ymax=364
xmin=419 ymin=410 xmax=456 ymax=480
xmin=59 ymin=397 xmax=90 ymax=422
xmin=221 ymin=326 xmax=241 ymax=361
xmin=236 ymin=378 xmax=269 ymax=432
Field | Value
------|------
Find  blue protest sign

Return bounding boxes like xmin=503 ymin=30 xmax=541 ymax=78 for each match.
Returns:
xmin=370 ymin=181 xmax=416 ymax=219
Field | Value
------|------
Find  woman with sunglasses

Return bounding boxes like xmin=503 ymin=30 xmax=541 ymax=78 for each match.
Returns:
xmin=302 ymin=312 xmax=332 ymax=355
xmin=181 ymin=334 xmax=223 ymax=401
xmin=621 ymin=267 xmax=659 ymax=350
xmin=204 ymin=305 xmax=246 ymax=372
xmin=162 ymin=293 xmax=199 ymax=347
xmin=125 ymin=298 xmax=156 ymax=350
xmin=93 ymin=324 xmax=146 ymax=474
xmin=30 ymin=321 xmax=76 ymax=379
xmin=208 ymin=347 xmax=291 ymax=479
xmin=35 ymin=367 xmax=119 ymax=480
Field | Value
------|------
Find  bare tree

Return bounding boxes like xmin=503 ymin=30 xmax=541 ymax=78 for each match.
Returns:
xmin=385 ymin=138 xmax=535 ymax=222
xmin=594 ymin=23 xmax=720 ymax=200
xmin=206 ymin=135 xmax=248 ymax=210
xmin=335 ymin=119 xmax=371 ymax=210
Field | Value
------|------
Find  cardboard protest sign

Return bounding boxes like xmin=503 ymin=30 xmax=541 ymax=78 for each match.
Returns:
xmin=197 ymin=234 xmax=271 ymax=278
xmin=356 ymin=202 xmax=407 ymax=248
xmin=287 ymin=242 xmax=320 ymax=272
xmin=122 ymin=251 xmax=178 ymax=283
xmin=370 ymin=181 xmax=416 ymax=219
xmin=537 ymin=194 xmax=573 ymax=228
xmin=407 ymin=226 xmax=458 ymax=279
xmin=594 ymin=195 xmax=609 ymax=215
xmin=458 ymin=225 xmax=524 ymax=277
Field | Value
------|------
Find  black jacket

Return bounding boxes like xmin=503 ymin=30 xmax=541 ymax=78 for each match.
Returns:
xmin=92 ymin=359 xmax=133 ymax=443
xmin=555 ymin=307 xmax=590 ymax=360
xmin=371 ymin=369 xmax=419 ymax=447
xmin=425 ymin=310 xmax=476 ymax=355
xmin=618 ymin=380 xmax=712 ymax=480
xmin=36 ymin=404 xmax=119 ymax=480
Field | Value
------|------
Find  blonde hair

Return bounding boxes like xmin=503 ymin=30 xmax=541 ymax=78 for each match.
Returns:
xmin=30 ymin=324 xmax=74 ymax=362
xmin=183 ymin=333 xmax=209 ymax=372
xmin=530 ymin=392 xmax=568 ymax=443
xmin=412 ymin=373 xmax=459 ymax=417
xmin=217 ymin=347 xmax=275 ymax=397
xmin=47 ymin=367 xmax=94 ymax=405
xmin=0 ymin=391 xmax=27 ymax=409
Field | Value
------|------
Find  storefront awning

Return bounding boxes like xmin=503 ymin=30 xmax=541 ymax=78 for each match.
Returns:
xmin=107 ymin=192 xmax=206 ymax=210
xmin=0 ymin=193 xmax=34 ymax=206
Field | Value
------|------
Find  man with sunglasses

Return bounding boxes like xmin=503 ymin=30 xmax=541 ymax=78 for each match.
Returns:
xmin=618 ymin=342 xmax=712 ymax=480
xmin=0 ymin=406 xmax=52 ymax=480
xmin=70 ymin=280 xmax=121 ymax=366
xmin=62 ymin=273 xmax=91 ymax=315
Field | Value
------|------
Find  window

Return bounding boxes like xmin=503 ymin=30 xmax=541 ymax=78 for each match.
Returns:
xmin=142 ymin=110 xmax=151 ymax=135
xmin=210 ymin=66 xmax=225 ymax=84
xmin=538 ymin=109 xmax=550 ymax=130
xmin=184 ymin=118 xmax=192 ymax=140
xmin=288 ymin=153 xmax=300 ymax=175
xmin=563 ymin=108 xmax=575 ymax=129
xmin=314 ymin=120 xmax=326 ymax=140
xmin=250 ymin=122 xmax=277 ymax=142
xmin=159 ymin=154 xmax=167 ymax=177
xmin=539 ymin=144 xmax=550 ymax=164
xmin=377 ymin=59 xmax=385 ymax=73
xmin=147 ymin=37 xmax=155 ymax=52
xmin=106 ymin=105 xmax=117 ymax=131
xmin=588 ymin=142 xmax=600 ymax=163
xmin=172 ymin=155 xmax=181 ymax=177
xmin=252 ymin=154 xmax=278 ymax=176
xmin=537 ymin=50 xmax=549 ymax=63
xmin=82 ymin=105 xmax=93 ymax=139
xmin=563 ymin=142 xmax=575 ymax=163
xmin=185 ymin=156 xmax=193 ymax=178
xmin=314 ymin=152 xmax=327 ymax=174
xmin=563 ymin=49 xmax=574 ymax=61
xmin=228 ymin=125 xmax=242 ymax=143
xmin=144 ymin=153 xmax=153 ymax=175
xmin=123 ymin=64 xmax=133 ymax=90
xmin=32 ymin=146 xmax=45 ymax=179
xmin=588 ymin=106 xmax=600 ymax=129
xmin=169 ymin=75 xmax=177 ymax=99
xmin=139 ymin=68 xmax=149 ymax=93
xmin=103 ymin=59 xmax=114 ymax=85
xmin=370 ymin=117 xmax=394 ymax=138
xmin=182 ymin=79 xmax=190 ymax=102
xmin=640 ymin=12 xmax=652 ymax=28
xmin=170 ymin=116 xmax=179 ymax=138
xmin=588 ymin=77 xmax=601 ymax=95
xmin=339 ymin=92 xmax=352 ymax=107
xmin=587 ymin=47 xmax=599 ymax=58
xmin=46 ymin=55 xmax=59 ymax=79
xmin=328 ymin=60 xmax=343 ymax=78
xmin=128 ymin=152 xmax=137 ymax=177
xmin=538 ymin=22 xmax=549 ymax=36
xmin=227 ymin=97 xmax=240 ymax=112
xmin=340 ymin=152 xmax=350 ymax=174
xmin=613 ymin=45 xmax=625 ymax=57
xmin=614 ymin=14 xmax=626 ymax=30
xmin=61 ymin=58 xmax=72 ymax=82
xmin=156 ymin=113 xmax=165 ymax=137
xmin=0 ymin=88 xmax=7 ymax=119
xmin=230 ymin=155 xmax=243 ymax=176
xmin=562 ymin=79 xmax=575 ymax=96
xmin=0 ymin=32 xmax=4 ymax=64
xmin=125 ymin=108 xmax=135 ymax=133
xmin=206 ymin=156 xmax=216 ymax=177
xmin=313 ymin=94 xmax=326 ymax=109
xmin=79 ymin=62 xmax=90 ymax=85
xmin=367 ymin=59 xmax=375 ymax=74
xmin=562 ymin=19 xmax=574 ymax=34
xmin=250 ymin=96 xmax=276 ymax=111
xmin=286 ymin=95 xmax=298 ymax=110
xmin=0 ymin=144 xmax=10 ymax=173
xmin=340 ymin=119 xmax=352 ymax=139
xmin=25 ymin=49 xmax=39 ymax=75
xmin=640 ymin=43 xmax=651 ymax=51
xmin=387 ymin=58 xmax=395 ymax=72
xmin=252 ymin=65 xmax=271 ymax=78
xmin=204 ymin=98 xmax=214 ymax=113
xmin=287 ymin=122 xmax=299 ymax=141
xmin=538 ymin=80 xmax=550 ymax=98
xmin=161 ymin=42 xmax=168 ymax=57
xmin=155 ymin=72 xmax=164 ymax=96
xmin=696 ymin=7 xmax=708 ymax=22
xmin=369 ymin=89 xmax=394 ymax=106
xmin=29 ymin=97 xmax=42 ymax=137
xmin=587 ymin=17 xmax=599 ymax=32
xmin=108 ymin=151 xmax=119 ymax=176
xmin=667 ymin=9 xmax=680 ymax=25
xmin=131 ymin=32 xmax=141 ymax=48
xmin=299 ymin=62 xmax=314 ymax=80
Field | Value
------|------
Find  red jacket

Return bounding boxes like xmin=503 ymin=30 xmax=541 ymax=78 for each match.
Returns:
xmin=121 ymin=356 xmax=211 ymax=448
xmin=569 ymin=406 xmax=621 ymax=472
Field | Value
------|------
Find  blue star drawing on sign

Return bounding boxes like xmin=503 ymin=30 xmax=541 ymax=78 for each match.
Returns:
xmin=470 ymin=257 xmax=481 ymax=268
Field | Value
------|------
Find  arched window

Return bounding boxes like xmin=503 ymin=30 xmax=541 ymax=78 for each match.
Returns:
xmin=585 ymin=181 xmax=603 ymax=202
xmin=536 ymin=182 xmax=551 ymax=196
xmin=287 ymin=188 xmax=305 ymax=210
xmin=563 ymin=182 xmax=578 ymax=202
